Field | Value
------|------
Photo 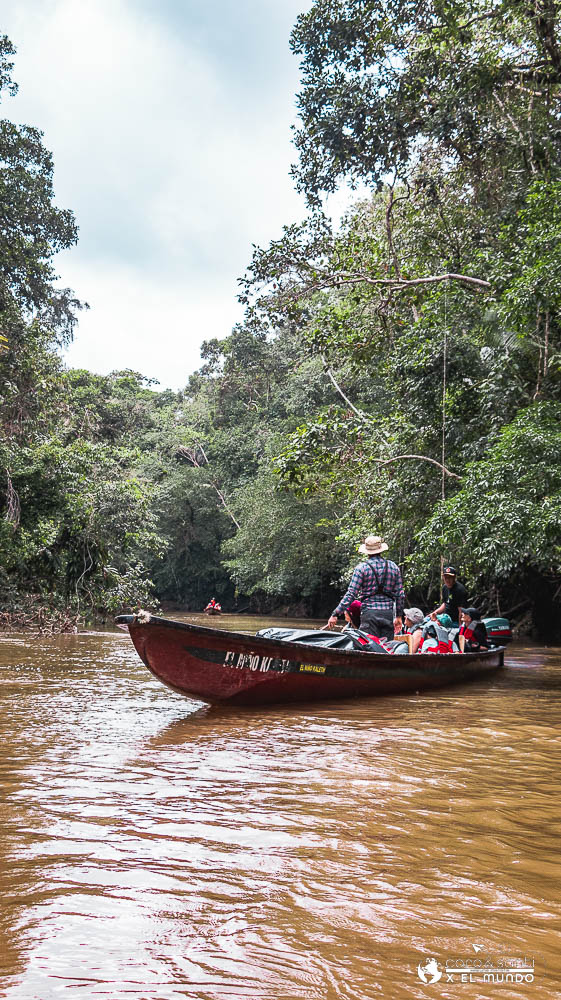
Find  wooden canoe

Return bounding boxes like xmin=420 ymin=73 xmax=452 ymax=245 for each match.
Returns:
xmin=115 ymin=613 xmax=505 ymax=706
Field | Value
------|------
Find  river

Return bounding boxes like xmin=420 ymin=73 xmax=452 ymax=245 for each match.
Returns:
xmin=0 ymin=614 xmax=559 ymax=999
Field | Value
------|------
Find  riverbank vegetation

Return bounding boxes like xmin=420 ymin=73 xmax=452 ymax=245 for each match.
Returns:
xmin=1 ymin=3 xmax=561 ymax=637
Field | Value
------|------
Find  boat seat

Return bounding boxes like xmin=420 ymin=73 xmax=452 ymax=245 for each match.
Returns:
xmin=393 ymin=633 xmax=413 ymax=654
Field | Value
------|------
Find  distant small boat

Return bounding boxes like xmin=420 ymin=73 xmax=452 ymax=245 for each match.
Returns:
xmin=203 ymin=600 xmax=222 ymax=615
xmin=115 ymin=613 xmax=505 ymax=707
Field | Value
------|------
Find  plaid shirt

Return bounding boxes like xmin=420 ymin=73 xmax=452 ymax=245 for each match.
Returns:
xmin=333 ymin=556 xmax=406 ymax=618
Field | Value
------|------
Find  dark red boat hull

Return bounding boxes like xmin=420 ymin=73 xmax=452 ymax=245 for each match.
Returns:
xmin=116 ymin=614 xmax=505 ymax=706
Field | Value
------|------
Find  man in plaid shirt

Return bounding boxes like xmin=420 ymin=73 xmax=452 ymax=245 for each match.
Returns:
xmin=327 ymin=535 xmax=406 ymax=639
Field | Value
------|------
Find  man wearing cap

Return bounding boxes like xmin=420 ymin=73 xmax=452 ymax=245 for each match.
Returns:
xmin=434 ymin=565 xmax=467 ymax=626
xmin=327 ymin=535 xmax=406 ymax=639
xmin=459 ymin=608 xmax=489 ymax=652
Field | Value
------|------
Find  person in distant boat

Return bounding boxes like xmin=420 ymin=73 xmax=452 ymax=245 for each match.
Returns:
xmin=402 ymin=607 xmax=425 ymax=654
xmin=459 ymin=608 xmax=489 ymax=652
xmin=343 ymin=600 xmax=362 ymax=630
xmin=434 ymin=565 xmax=467 ymax=625
xmin=327 ymin=535 xmax=406 ymax=639
xmin=204 ymin=598 xmax=222 ymax=613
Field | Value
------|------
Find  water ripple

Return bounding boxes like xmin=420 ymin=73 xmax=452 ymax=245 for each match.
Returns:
xmin=0 ymin=632 xmax=560 ymax=998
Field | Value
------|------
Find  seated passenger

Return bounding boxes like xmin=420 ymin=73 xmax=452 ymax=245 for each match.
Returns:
xmin=459 ymin=608 xmax=489 ymax=652
xmin=204 ymin=598 xmax=222 ymax=613
xmin=402 ymin=607 xmax=425 ymax=654
xmin=343 ymin=600 xmax=362 ymax=630
xmin=431 ymin=612 xmax=453 ymax=630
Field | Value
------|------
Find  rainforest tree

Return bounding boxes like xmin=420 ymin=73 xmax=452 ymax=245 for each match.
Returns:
xmin=237 ymin=0 xmax=561 ymax=630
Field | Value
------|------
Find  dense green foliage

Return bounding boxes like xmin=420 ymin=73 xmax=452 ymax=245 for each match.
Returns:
xmin=290 ymin=0 xmax=561 ymax=203
xmin=2 ymin=8 xmax=561 ymax=635
xmin=241 ymin=0 xmax=561 ymax=633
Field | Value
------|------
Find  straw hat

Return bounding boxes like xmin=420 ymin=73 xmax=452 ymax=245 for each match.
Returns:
xmin=358 ymin=535 xmax=389 ymax=556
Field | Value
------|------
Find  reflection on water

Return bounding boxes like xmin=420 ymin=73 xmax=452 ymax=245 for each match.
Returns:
xmin=0 ymin=619 xmax=560 ymax=999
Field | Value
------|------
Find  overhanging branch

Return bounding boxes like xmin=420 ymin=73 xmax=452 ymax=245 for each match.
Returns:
xmin=273 ymin=268 xmax=492 ymax=306
xmin=316 ymin=270 xmax=491 ymax=291
xmin=375 ymin=454 xmax=462 ymax=479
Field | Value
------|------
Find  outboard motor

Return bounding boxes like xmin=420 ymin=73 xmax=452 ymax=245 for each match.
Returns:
xmin=482 ymin=617 xmax=512 ymax=644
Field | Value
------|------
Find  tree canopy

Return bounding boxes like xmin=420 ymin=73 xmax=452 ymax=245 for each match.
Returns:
xmin=290 ymin=0 xmax=561 ymax=203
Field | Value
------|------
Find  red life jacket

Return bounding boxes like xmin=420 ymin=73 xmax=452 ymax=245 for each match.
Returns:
xmin=459 ymin=621 xmax=488 ymax=649
xmin=363 ymin=634 xmax=393 ymax=652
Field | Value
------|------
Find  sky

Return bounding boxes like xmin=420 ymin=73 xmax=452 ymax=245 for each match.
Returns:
xmin=1 ymin=0 xmax=326 ymax=390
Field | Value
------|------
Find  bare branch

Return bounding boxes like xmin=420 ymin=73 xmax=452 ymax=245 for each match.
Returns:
xmin=458 ymin=9 xmax=504 ymax=30
xmin=4 ymin=470 xmax=20 ymax=529
xmin=318 ymin=368 xmax=459 ymax=478
xmin=176 ymin=444 xmax=202 ymax=467
xmin=276 ymin=270 xmax=491 ymax=305
xmin=322 ymin=357 xmax=377 ymax=423
xmin=375 ymin=454 xmax=462 ymax=479
xmin=322 ymin=270 xmax=492 ymax=291
xmin=201 ymin=483 xmax=241 ymax=530
xmin=177 ymin=444 xmax=241 ymax=529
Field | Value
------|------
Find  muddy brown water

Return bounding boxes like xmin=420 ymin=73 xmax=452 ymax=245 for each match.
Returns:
xmin=0 ymin=614 xmax=560 ymax=999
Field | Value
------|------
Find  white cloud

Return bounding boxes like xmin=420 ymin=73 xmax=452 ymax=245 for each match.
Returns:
xmin=58 ymin=256 xmax=244 ymax=387
xmin=2 ymin=0 xmax=312 ymax=388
